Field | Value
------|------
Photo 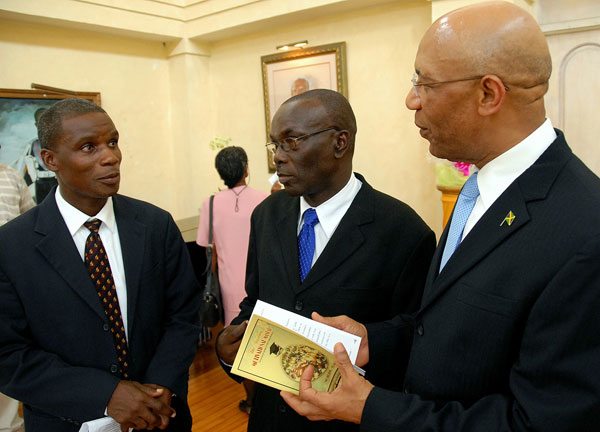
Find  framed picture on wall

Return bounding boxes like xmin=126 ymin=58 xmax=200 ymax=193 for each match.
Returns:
xmin=0 ymin=88 xmax=101 ymax=203
xmin=261 ymin=42 xmax=348 ymax=171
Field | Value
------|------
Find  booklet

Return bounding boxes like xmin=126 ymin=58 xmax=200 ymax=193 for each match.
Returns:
xmin=230 ymin=300 xmax=363 ymax=395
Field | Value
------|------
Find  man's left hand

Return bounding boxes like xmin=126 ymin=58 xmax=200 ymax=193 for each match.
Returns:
xmin=144 ymin=384 xmax=175 ymax=430
xmin=281 ymin=342 xmax=375 ymax=424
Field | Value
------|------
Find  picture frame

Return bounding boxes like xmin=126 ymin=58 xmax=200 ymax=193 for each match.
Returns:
xmin=261 ymin=42 xmax=348 ymax=171
xmin=0 ymin=88 xmax=101 ymax=203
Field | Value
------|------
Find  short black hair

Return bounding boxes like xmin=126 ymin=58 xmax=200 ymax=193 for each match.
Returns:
xmin=33 ymin=108 xmax=46 ymax=123
xmin=215 ymin=146 xmax=248 ymax=188
xmin=37 ymin=98 xmax=105 ymax=149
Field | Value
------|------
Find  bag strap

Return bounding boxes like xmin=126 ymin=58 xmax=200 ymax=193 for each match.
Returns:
xmin=203 ymin=195 xmax=216 ymax=279
xmin=208 ymin=194 xmax=215 ymax=246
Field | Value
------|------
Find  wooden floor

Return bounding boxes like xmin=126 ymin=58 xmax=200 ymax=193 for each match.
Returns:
xmin=188 ymin=326 xmax=249 ymax=432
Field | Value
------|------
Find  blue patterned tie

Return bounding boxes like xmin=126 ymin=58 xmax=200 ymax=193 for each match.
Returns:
xmin=439 ymin=172 xmax=480 ymax=271
xmin=298 ymin=208 xmax=319 ymax=282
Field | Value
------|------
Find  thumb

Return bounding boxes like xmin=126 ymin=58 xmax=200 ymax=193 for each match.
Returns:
xmin=333 ymin=343 xmax=355 ymax=380
xmin=139 ymin=384 xmax=164 ymax=397
xmin=233 ymin=321 xmax=248 ymax=337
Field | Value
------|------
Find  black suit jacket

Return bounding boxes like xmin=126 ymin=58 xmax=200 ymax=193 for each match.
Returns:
xmin=363 ymin=131 xmax=600 ymax=431
xmin=231 ymin=173 xmax=436 ymax=432
xmin=0 ymin=191 xmax=200 ymax=432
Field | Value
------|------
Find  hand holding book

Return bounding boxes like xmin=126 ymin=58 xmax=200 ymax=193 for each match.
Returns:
xmin=230 ymin=301 xmax=365 ymax=395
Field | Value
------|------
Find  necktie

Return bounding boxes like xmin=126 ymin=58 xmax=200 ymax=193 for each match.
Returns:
xmin=84 ymin=219 xmax=129 ymax=379
xmin=439 ymin=172 xmax=480 ymax=271
xmin=298 ymin=208 xmax=319 ymax=282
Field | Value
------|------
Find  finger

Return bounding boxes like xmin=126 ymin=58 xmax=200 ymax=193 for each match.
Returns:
xmin=280 ymin=390 xmax=327 ymax=422
xmin=157 ymin=413 xmax=170 ymax=430
xmin=229 ymin=321 xmax=248 ymax=339
xmin=299 ymin=364 xmax=315 ymax=394
xmin=141 ymin=384 xmax=164 ymax=397
xmin=333 ymin=342 xmax=355 ymax=381
xmin=311 ymin=313 xmax=350 ymax=332
xmin=142 ymin=394 xmax=173 ymax=418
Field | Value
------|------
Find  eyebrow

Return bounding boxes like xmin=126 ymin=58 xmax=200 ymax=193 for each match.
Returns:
xmin=270 ymin=127 xmax=295 ymax=140
xmin=74 ymin=129 xmax=119 ymax=143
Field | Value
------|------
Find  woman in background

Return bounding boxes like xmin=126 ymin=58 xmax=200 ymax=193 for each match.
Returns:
xmin=197 ymin=146 xmax=268 ymax=414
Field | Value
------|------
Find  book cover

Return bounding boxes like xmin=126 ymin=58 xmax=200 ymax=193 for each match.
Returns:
xmin=231 ymin=314 xmax=341 ymax=395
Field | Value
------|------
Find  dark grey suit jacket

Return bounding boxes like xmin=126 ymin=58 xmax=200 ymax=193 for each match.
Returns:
xmin=231 ymin=173 xmax=436 ymax=432
xmin=0 ymin=191 xmax=200 ymax=432
xmin=363 ymin=131 xmax=600 ymax=432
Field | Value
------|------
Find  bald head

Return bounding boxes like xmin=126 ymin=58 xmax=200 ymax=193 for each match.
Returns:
xmin=423 ymin=2 xmax=551 ymax=93
xmin=283 ymin=88 xmax=357 ymax=149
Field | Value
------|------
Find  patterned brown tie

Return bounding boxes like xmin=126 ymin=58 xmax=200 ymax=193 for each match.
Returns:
xmin=84 ymin=219 xmax=129 ymax=379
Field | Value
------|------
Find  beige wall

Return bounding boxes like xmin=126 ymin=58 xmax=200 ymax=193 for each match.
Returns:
xmin=0 ymin=1 xmax=446 ymax=233
xmin=205 ymin=0 xmax=438 ymax=229
xmin=0 ymin=18 xmax=181 ymax=212
xmin=5 ymin=0 xmax=593 ymax=238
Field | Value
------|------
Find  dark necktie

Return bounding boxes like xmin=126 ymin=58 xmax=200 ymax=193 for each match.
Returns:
xmin=84 ymin=219 xmax=129 ymax=379
xmin=439 ymin=172 xmax=480 ymax=271
xmin=298 ymin=208 xmax=319 ymax=282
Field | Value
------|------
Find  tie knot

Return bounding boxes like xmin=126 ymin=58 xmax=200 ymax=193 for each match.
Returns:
xmin=303 ymin=208 xmax=319 ymax=227
xmin=461 ymin=172 xmax=479 ymax=199
xmin=84 ymin=219 xmax=102 ymax=234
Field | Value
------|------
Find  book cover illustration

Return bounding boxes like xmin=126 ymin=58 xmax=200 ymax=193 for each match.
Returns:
xmin=231 ymin=315 xmax=341 ymax=395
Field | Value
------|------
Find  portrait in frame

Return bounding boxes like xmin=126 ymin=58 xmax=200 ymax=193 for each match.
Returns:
xmin=261 ymin=42 xmax=348 ymax=171
xmin=0 ymin=88 xmax=101 ymax=203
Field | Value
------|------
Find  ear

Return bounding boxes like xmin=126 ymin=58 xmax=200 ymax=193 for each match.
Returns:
xmin=333 ymin=130 xmax=350 ymax=159
xmin=244 ymin=163 xmax=249 ymax=178
xmin=477 ymin=75 xmax=506 ymax=116
xmin=40 ymin=148 xmax=59 ymax=173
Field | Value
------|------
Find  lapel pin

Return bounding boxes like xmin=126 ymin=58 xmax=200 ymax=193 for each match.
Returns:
xmin=500 ymin=211 xmax=515 ymax=227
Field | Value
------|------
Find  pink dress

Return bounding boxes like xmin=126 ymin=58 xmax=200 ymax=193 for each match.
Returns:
xmin=197 ymin=186 xmax=268 ymax=325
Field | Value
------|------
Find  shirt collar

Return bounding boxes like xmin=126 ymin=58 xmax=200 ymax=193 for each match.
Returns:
xmin=299 ymin=173 xmax=360 ymax=238
xmin=477 ymin=118 xmax=557 ymax=210
xmin=54 ymin=187 xmax=116 ymax=236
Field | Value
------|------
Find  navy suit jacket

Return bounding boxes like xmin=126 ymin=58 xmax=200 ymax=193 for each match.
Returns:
xmin=363 ymin=131 xmax=600 ymax=432
xmin=230 ymin=173 xmax=436 ymax=432
xmin=0 ymin=191 xmax=200 ymax=432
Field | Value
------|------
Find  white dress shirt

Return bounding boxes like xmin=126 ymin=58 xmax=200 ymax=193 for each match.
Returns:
xmin=298 ymin=173 xmax=362 ymax=267
xmin=462 ymin=118 xmax=557 ymax=240
xmin=54 ymin=188 xmax=129 ymax=340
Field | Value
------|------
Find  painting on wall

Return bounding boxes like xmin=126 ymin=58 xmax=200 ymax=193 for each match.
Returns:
xmin=261 ymin=42 xmax=348 ymax=171
xmin=0 ymin=88 xmax=101 ymax=203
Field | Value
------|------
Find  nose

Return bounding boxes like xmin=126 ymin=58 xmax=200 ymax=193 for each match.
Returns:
xmin=273 ymin=146 xmax=287 ymax=165
xmin=405 ymin=86 xmax=421 ymax=110
xmin=101 ymin=146 xmax=121 ymax=165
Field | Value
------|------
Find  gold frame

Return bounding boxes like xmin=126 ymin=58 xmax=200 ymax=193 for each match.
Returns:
xmin=261 ymin=42 xmax=348 ymax=171
xmin=0 ymin=88 xmax=101 ymax=105
xmin=0 ymin=87 xmax=101 ymax=202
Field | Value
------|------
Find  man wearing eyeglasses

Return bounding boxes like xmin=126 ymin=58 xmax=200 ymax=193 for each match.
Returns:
xmin=216 ymin=88 xmax=436 ymax=432
xmin=281 ymin=2 xmax=600 ymax=432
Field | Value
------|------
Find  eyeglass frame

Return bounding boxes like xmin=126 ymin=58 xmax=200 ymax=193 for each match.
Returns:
xmin=411 ymin=73 xmax=509 ymax=96
xmin=265 ymin=126 xmax=340 ymax=154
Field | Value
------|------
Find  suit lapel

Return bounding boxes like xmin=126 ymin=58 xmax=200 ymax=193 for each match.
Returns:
xmin=34 ymin=194 xmax=106 ymax=320
xmin=298 ymin=177 xmax=372 ymax=293
xmin=112 ymin=196 xmax=146 ymax=334
xmin=274 ymin=197 xmax=303 ymax=294
xmin=421 ymin=132 xmax=572 ymax=310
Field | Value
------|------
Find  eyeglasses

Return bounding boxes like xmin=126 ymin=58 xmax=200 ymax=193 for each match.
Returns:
xmin=265 ymin=126 xmax=339 ymax=154
xmin=411 ymin=73 xmax=509 ymax=96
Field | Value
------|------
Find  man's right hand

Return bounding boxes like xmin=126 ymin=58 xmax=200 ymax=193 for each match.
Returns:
xmin=216 ymin=321 xmax=248 ymax=365
xmin=107 ymin=381 xmax=174 ymax=430
xmin=311 ymin=312 xmax=369 ymax=367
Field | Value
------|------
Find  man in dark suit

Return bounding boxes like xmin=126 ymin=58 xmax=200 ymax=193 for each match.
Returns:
xmin=282 ymin=3 xmax=600 ymax=431
xmin=0 ymin=98 xmax=200 ymax=431
xmin=216 ymin=89 xmax=436 ymax=432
